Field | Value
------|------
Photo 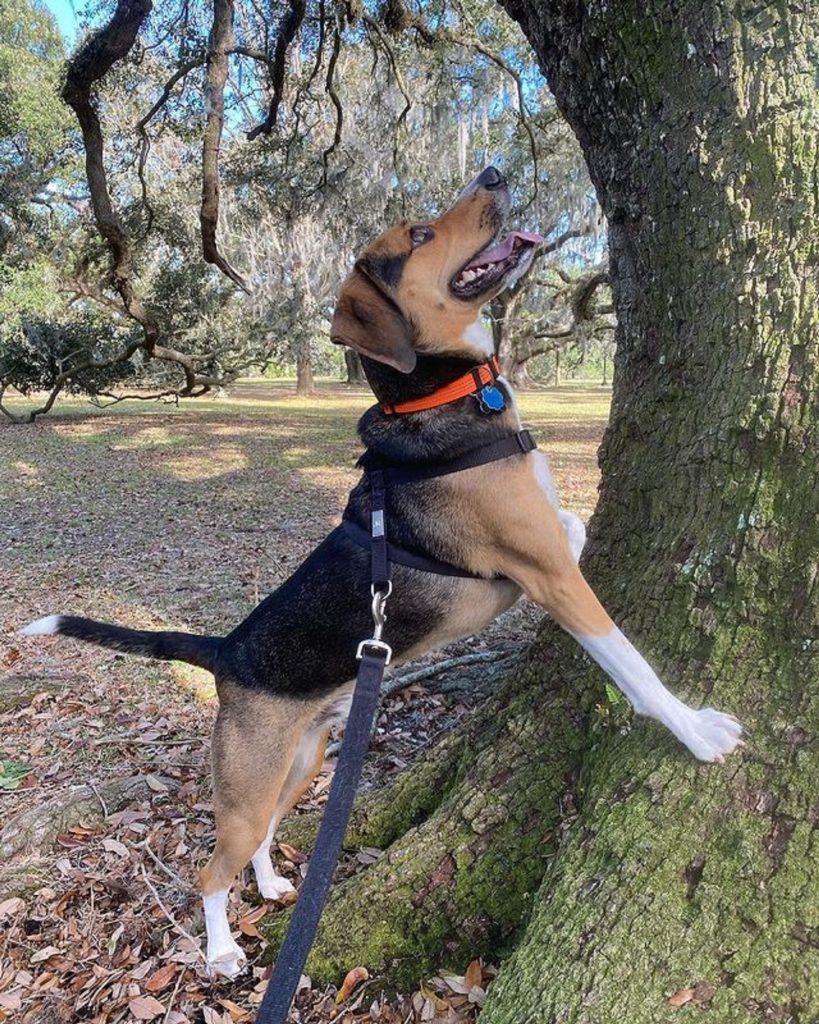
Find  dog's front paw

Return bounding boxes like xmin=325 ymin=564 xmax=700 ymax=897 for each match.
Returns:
xmin=206 ymin=939 xmax=247 ymax=980
xmin=259 ymin=874 xmax=296 ymax=901
xmin=674 ymin=706 xmax=744 ymax=763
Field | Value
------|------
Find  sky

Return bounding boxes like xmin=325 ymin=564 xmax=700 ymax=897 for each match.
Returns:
xmin=42 ymin=0 xmax=79 ymax=44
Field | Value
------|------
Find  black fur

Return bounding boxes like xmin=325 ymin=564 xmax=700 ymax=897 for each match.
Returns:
xmin=51 ymin=617 xmax=221 ymax=672
xmin=39 ymin=351 xmax=517 ymax=700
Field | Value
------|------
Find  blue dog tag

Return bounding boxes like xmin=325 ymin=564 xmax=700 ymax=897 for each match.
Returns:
xmin=476 ymin=384 xmax=505 ymax=413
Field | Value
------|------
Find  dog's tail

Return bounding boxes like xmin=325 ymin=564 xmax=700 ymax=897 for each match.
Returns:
xmin=19 ymin=614 xmax=221 ymax=673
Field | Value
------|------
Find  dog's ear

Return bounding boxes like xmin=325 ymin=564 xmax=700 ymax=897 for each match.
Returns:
xmin=331 ymin=263 xmax=416 ymax=373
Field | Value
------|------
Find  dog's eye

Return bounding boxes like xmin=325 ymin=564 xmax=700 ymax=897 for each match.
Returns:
xmin=410 ymin=225 xmax=434 ymax=247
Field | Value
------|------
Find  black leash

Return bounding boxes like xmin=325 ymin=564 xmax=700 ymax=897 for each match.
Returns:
xmin=253 ymin=429 xmax=536 ymax=1023
xmin=253 ymin=643 xmax=389 ymax=1023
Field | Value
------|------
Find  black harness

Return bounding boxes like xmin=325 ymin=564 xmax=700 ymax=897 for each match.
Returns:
xmin=255 ymin=429 xmax=537 ymax=1024
xmin=344 ymin=428 xmax=537 ymax=582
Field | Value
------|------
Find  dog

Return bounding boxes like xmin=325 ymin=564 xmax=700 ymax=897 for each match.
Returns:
xmin=20 ymin=166 xmax=743 ymax=979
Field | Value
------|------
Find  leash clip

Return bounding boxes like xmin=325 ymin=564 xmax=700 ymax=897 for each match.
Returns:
xmin=357 ymin=582 xmax=393 ymax=664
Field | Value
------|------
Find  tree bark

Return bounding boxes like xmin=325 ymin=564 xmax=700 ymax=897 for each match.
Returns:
xmin=483 ymin=3 xmax=819 ymax=1019
xmin=344 ymin=349 xmax=366 ymax=384
xmin=266 ymin=5 xmax=819 ymax=1019
xmin=295 ymin=349 xmax=315 ymax=395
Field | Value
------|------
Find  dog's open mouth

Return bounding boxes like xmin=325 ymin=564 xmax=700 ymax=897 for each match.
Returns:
xmin=450 ymin=230 xmax=543 ymax=298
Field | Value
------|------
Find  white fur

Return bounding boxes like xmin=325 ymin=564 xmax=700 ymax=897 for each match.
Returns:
xmin=532 ymin=450 xmax=560 ymax=508
xmin=572 ymin=627 xmax=743 ymax=762
xmin=203 ymin=889 xmax=246 ymax=978
xmin=251 ymin=815 xmax=296 ymax=901
xmin=496 ymin=374 xmax=522 ymax=426
xmin=530 ymin=450 xmax=586 ymax=561
xmin=19 ymin=614 xmax=62 ymax=636
xmin=462 ymin=319 xmax=495 ymax=358
xmin=558 ymin=510 xmax=587 ymax=563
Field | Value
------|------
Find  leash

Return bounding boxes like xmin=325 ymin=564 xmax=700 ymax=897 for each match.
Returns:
xmin=254 ymin=495 xmax=394 ymax=1023
xmin=254 ymin=428 xmax=537 ymax=1023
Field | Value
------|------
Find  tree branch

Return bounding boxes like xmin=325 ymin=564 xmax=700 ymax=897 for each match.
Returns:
xmin=61 ymin=0 xmax=161 ymax=350
xmin=245 ymin=0 xmax=306 ymax=140
xmin=200 ymin=0 xmax=251 ymax=293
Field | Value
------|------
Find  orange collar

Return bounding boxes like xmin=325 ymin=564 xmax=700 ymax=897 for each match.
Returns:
xmin=381 ymin=356 xmax=501 ymax=415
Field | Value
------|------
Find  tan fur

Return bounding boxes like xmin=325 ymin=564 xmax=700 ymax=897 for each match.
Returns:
xmin=200 ymin=686 xmax=329 ymax=896
xmin=332 ymin=188 xmax=506 ymax=367
xmin=438 ymin=459 xmax=613 ymax=636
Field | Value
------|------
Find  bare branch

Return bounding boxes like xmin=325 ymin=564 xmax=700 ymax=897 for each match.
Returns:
xmin=61 ymin=0 xmax=161 ymax=349
xmin=245 ymin=0 xmax=307 ymax=140
xmin=319 ymin=27 xmax=343 ymax=187
xmin=201 ymin=0 xmax=251 ymax=293
xmin=135 ymin=54 xmax=205 ymax=232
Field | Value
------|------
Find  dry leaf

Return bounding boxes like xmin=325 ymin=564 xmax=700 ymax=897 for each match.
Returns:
xmin=0 ymin=898 xmax=25 ymax=919
xmin=217 ymin=998 xmax=251 ymax=1021
xmin=30 ymin=946 xmax=61 ymax=964
xmin=336 ymin=966 xmax=369 ymax=1004
xmin=144 ymin=962 xmax=177 ymax=993
xmin=128 ymin=994 xmax=167 ymax=1020
xmin=276 ymin=842 xmax=307 ymax=864
xmin=464 ymin=959 xmax=482 ymax=990
xmin=239 ymin=905 xmax=267 ymax=937
xmin=103 ymin=838 xmax=130 ymax=858
xmin=668 ymin=988 xmax=694 ymax=1007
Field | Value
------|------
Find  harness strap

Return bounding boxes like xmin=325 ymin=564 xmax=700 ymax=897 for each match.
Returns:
xmin=254 ymin=647 xmax=388 ymax=1024
xmin=369 ymin=469 xmax=390 ymax=591
xmin=340 ymin=521 xmax=486 ymax=579
xmin=375 ymin=429 xmax=536 ymax=486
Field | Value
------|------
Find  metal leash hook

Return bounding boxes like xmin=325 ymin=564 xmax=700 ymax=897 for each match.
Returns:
xmin=356 ymin=581 xmax=393 ymax=664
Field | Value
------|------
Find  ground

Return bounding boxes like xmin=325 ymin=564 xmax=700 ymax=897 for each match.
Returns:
xmin=0 ymin=381 xmax=610 ymax=1024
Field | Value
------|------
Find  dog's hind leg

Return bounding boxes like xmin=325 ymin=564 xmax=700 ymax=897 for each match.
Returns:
xmin=250 ymin=723 xmax=331 ymax=900
xmin=199 ymin=691 xmax=310 ymax=979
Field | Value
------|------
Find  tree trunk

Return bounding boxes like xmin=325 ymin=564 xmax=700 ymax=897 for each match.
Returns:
xmin=344 ymin=349 xmax=366 ymax=384
xmin=483 ymin=2 xmax=819 ymax=1019
xmin=268 ymin=5 xmax=819 ymax=1019
xmin=295 ymin=349 xmax=314 ymax=396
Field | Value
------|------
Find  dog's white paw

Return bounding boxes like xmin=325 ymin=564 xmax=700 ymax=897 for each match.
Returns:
xmin=673 ymin=706 xmax=744 ymax=762
xmin=206 ymin=939 xmax=247 ymax=980
xmin=259 ymin=874 xmax=296 ymax=901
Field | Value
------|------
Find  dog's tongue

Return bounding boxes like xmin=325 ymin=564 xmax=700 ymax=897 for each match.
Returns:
xmin=465 ymin=230 xmax=543 ymax=269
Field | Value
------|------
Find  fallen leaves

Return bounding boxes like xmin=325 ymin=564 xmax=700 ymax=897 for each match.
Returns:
xmin=0 ymin=399 xmax=556 ymax=1023
xmin=668 ymin=982 xmax=717 ymax=1009
xmin=144 ymin=962 xmax=177 ymax=993
xmin=336 ymin=966 xmax=369 ymax=1004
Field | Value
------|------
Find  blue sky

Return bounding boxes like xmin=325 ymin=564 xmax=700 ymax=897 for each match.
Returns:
xmin=43 ymin=0 xmax=79 ymax=43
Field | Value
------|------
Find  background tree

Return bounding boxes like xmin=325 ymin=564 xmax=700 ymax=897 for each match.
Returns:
xmin=1 ymin=0 xmax=607 ymax=416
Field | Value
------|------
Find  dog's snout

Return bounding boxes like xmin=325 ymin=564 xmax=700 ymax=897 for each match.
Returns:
xmin=476 ymin=166 xmax=505 ymax=190
xmin=455 ymin=166 xmax=508 ymax=204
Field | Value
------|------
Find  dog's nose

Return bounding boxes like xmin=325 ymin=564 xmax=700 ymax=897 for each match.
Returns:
xmin=476 ymin=166 xmax=506 ymax=190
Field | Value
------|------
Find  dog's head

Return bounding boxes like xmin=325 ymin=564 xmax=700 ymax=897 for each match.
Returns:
xmin=331 ymin=167 xmax=542 ymax=373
